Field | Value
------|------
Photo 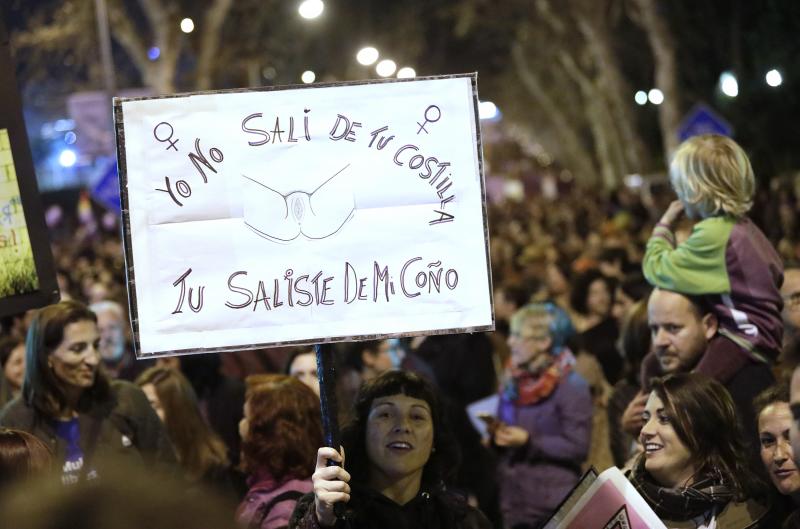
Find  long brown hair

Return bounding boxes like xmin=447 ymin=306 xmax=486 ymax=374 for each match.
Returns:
xmin=241 ymin=374 xmax=322 ymax=481
xmin=135 ymin=367 xmax=228 ymax=481
xmin=651 ymin=373 xmax=764 ymax=499
xmin=23 ymin=301 xmax=110 ymax=417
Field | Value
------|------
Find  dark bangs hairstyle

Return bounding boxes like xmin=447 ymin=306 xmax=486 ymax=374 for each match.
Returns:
xmin=341 ymin=369 xmax=460 ymax=489
xmin=241 ymin=374 xmax=322 ymax=481
xmin=650 ymin=373 xmax=764 ymax=499
xmin=23 ymin=301 xmax=110 ymax=418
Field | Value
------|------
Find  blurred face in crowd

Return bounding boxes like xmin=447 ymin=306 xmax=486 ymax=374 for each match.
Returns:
xmin=782 ymin=269 xmax=800 ymax=338
xmin=586 ymin=279 xmax=611 ymax=318
xmin=289 ymin=352 xmax=320 ymax=397
xmin=141 ymin=383 xmax=165 ymax=422
xmin=3 ymin=343 xmax=26 ymax=392
xmin=363 ymin=341 xmax=395 ymax=377
xmin=611 ymin=286 xmax=635 ymax=325
xmin=49 ymin=320 xmax=101 ymax=392
xmin=366 ymin=393 xmax=433 ymax=488
xmin=640 ymin=392 xmax=696 ymax=488
xmin=789 ymin=367 xmax=800 ymax=462
xmin=508 ymin=317 xmax=552 ymax=368
xmin=648 ymin=289 xmax=716 ymax=375
xmin=545 ymin=263 xmax=569 ymax=296
xmin=96 ymin=309 xmax=126 ymax=363
xmin=758 ymin=401 xmax=800 ymax=496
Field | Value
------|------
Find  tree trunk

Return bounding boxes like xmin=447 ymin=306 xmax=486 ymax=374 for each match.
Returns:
xmin=632 ymin=0 xmax=682 ymax=160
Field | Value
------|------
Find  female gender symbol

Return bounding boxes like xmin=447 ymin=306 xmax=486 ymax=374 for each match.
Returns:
xmin=416 ymin=105 xmax=441 ymax=134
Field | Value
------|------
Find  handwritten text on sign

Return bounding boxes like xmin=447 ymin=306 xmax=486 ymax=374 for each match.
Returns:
xmin=116 ymin=75 xmax=492 ymax=356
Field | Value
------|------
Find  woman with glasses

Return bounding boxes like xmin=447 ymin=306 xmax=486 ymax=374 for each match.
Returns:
xmin=492 ymin=303 xmax=593 ymax=529
xmin=0 ymin=301 xmax=175 ymax=484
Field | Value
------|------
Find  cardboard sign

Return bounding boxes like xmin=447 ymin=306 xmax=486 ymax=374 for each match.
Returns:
xmin=0 ymin=16 xmax=59 ymax=317
xmin=543 ymin=467 xmax=668 ymax=529
xmin=114 ymin=74 xmax=493 ymax=357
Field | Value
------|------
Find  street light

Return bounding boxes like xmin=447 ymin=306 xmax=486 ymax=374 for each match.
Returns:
xmin=647 ymin=88 xmax=664 ymax=105
xmin=301 ymin=70 xmax=316 ymax=84
xmin=376 ymin=59 xmax=396 ymax=77
xmin=719 ymin=71 xmax=738 ymax=97
xmin=180 ymin=17 xmax=194 ymax=33
xmin=397 ymin=67 xmax=416 ymax=79
xmin=298 ymin=0 xmax=324 ymax=19
xmin=59 ymin=149 xmax=77 ymax=168
xmin=634 ymin=90 xmax=648 ymax=105
xmin=478 ymin=101 xmax=499 ymax=120
xmin=766 ymin=69 xmax=783 ymax=87
xmin=356 ymin=47 xmax=379 ymax=66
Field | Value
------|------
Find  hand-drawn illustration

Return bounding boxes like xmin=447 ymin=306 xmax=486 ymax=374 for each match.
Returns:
xmin=242 ymin=163 xmax=355 ymax=242
xmin=416 ymin=105 xmax=441 ymax=134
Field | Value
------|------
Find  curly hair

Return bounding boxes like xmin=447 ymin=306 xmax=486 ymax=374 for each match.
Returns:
xmin=340 ymin=370 xmax=460 ymax=488
xmin=669 ymin=134 xmax=755 ymax=218
xmin=240 ymin=374 xmax=322 ymax=481
xmin=569 ymin=268 xmax=615 ymax=317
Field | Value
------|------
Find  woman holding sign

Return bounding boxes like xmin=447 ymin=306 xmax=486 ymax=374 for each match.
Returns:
xmin=289 ymin=369 xmax=491 ymax=529
xmin=628 ymin=372 xmax=769 ymax=528
xmin=0 ymin=301 xmax=175 ymax=484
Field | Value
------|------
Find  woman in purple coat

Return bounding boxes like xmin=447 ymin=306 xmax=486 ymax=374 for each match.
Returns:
xmin=491 ymin=303 xmax=593 ymax=529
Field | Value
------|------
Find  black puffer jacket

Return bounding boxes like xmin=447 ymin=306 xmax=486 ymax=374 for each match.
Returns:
xmin=0 ymin=380 xmax=176 ymax=476
xmin=289 ymin=485 xmax=492 ymax=529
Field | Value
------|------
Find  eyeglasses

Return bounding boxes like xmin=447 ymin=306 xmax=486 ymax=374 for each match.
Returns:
xmin=783 ymin=292 xmax=800 ymax=310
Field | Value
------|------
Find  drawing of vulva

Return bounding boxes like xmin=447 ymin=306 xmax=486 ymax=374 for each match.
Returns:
xmin=241 ymin=163 xmax=355 ymax=242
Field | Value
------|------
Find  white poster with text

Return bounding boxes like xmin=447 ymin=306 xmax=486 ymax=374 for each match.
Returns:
xmin=115 ymin=74 xmax=493 ymax=357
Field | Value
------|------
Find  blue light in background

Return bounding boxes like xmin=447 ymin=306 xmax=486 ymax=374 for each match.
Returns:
xmin=148 ymin=47 xmax=161 ymax=61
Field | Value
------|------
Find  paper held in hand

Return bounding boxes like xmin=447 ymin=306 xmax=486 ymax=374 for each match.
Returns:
xmin=114 ymin=74 xmax=493 ymax=357
xmin=542 ymin=466 xmax=668 ymax=529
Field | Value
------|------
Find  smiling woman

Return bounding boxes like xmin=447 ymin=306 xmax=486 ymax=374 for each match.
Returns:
xmin=0 ymin=301 xmax=176 ymax=485
xmin=753 ymin=383 xmax=800 ymax=527
xmin=289 ymin=369 xmax=491 ymax=529
xmin=628 ymin=373 xmax=769 ymax=528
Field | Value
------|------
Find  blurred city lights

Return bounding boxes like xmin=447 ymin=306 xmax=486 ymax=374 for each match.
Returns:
xmin=479 ymin=101 xmax=499 ymax=120
xmin=148 ymin=47 xmax=161 ymax=61
xmin=298 ymin=0 xmax=324 ymax=19
xmin=356 ymin=47 xmax=379 ymax=66
xmin=766 ymin=69 xmax=783 ymax=87
xmin=647 ymin=88 xmax=664 ymax=105
xmin=180 ymin=18 xmax=194 ymax=33
xmin=64 ymin=131 xmax=77 ymax=145
xmin=59 ymin=149 xmax=77 ymax=168
xmin=397 ymin=67 xmax=416 ymax=79
xmin=301 ymin=70 xmax=316 ymax=84
xmin=720 ymin=71 xmax=738 ymax=97
xmin=376 ymin=59 xmax=397 ymax=77
xmin=634 ymin=90 xmax=648 ymax=105
xmin=53 ymin=119 xmax=75 ymax=132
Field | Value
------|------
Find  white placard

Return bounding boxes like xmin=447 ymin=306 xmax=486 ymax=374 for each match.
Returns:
xmin=114 ymin=74 xmax=493 ymax=357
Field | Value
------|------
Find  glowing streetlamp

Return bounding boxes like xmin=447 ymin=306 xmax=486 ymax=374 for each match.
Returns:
xmin=376 ymin=59 xmax=396 ymax=77
xmin=298 ymin=0 xmax=324 ymax=19
xmin=356 ymin=47 xmax=379 ymax=66
xmin=180 ymin=18 xmax=194 ymax=33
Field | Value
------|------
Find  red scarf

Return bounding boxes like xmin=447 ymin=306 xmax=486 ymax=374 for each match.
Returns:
xmin=502 ymin=348 xmax=575 ymax=406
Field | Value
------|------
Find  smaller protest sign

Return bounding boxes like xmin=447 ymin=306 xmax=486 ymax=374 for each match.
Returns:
xmin=0 ymin=15 xmax=59 ymax=317
xmin=542 ymin=466 xmax=668 ymax=529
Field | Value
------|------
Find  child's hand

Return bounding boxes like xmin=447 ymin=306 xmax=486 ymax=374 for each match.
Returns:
xmin=659 ymin=200 xmax=684 ymax=226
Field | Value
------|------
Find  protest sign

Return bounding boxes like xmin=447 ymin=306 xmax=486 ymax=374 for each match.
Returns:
xmin=542 ymin=467 xmax=668 ymax=529
xmin=114 ymin=74 xmax=493 ymax=357
xmin=0 ymin=15 xmax=59 ymax=317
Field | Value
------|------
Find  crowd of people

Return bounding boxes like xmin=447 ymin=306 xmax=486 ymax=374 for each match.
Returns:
xmin=1 ymin=133 xmax=800 ymax=529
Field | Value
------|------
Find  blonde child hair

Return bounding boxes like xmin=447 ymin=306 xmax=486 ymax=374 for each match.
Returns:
xmin=669 ymin=134 xmax=755 ymax=218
